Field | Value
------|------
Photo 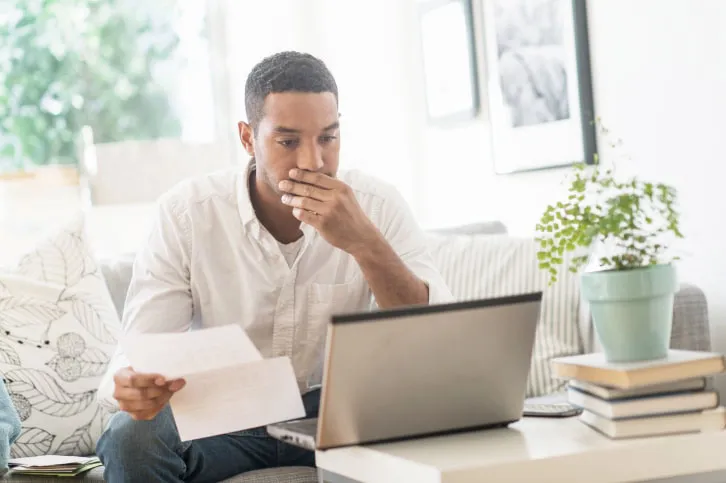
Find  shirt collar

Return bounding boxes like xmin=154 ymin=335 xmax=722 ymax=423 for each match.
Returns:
xmin=237 ymin=159 xmax=257 ymax=229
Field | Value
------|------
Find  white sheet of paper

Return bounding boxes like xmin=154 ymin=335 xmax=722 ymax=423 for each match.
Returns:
xmin=8 ymin=455 xmax=97 ymax=467
xmin=170 ymin=356 xmax=306 ymax=441
xmin=122 ymin=324 xmax=262 ymax=379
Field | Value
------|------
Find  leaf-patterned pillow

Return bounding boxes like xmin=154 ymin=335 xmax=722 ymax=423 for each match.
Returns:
xmin=0 ymin=215 xmax=121 ymax=457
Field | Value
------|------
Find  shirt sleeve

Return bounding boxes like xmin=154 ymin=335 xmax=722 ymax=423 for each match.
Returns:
xmin=96 ymin=196 xmax=194 ymax=408
xmin=377 ymin=185 xmax=454 ymax=305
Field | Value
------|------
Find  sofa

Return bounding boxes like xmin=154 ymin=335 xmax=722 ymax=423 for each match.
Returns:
xmin=2 ymin=221 xmax=712 ymax=482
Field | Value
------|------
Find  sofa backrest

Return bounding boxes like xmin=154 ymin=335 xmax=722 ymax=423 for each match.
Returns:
xmin=424 ymin=231 xmax=584 ymax=397
xmin=100 ymin=221 xmax=584 ymax=397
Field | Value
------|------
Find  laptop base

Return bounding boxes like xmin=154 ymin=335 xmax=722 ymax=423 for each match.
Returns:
xmin=267 ymin=418 xmax=319 ymax=451
xmin=268 ymin=417 xmax=518 ymax=451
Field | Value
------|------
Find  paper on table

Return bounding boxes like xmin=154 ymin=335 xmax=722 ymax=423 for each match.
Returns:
xmin=122 ymin=325 xmax=305 ymax=441
xmin=121 ymin=324 xmax=262 ymax=379
xmin=8 ymin=455 xmax=97 ymax=467
xmin=171 ymin=356 xmax=306 ymax=441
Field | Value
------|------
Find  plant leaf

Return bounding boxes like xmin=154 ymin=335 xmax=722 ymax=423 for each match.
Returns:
xmin=5 ymin=368 xmax=95 ymax=417
xmin=66 ymin=296 xmax=117 ymax=344
xmin=10 ymin=427 xmax=55 ymax=458
xmin=0 ymin=339 xmax=21 ymax=365
xmin=79 ymin=347 xmax=111 ymax=377
xmin=17 ymin=231 xmax=86 ymax=287
xmin=0 ymin=296 xmax=66 ymax=328
xmin=56 ymin=421 xmax=94 ymax=456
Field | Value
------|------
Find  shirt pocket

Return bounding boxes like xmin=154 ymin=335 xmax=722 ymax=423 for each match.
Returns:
xmin=297 ymin=278 xmax=368 ymax=387
xmin=305 ymin=278 xmax=365 ymax=339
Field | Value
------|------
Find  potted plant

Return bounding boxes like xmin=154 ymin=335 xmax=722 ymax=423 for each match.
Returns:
xmin=536 ymin=120 xmax=683 ymax=362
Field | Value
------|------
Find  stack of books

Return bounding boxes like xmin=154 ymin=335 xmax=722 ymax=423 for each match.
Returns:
xmin=552 ymin=349 xmax=726 ymax=439
xmin=7 ymin=455 xmax=101 ymax=477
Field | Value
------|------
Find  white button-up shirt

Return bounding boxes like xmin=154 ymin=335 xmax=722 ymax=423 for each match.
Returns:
xmin=97 ymin=165 xmax=452 ymax=407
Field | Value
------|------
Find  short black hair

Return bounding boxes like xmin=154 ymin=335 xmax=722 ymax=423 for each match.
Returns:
xmin=244 ymin=51 xmax=338 ymax=131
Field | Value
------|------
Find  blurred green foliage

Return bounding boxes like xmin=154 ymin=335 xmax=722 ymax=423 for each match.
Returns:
xmin=0 ymin=0 xmax=182 ymax=172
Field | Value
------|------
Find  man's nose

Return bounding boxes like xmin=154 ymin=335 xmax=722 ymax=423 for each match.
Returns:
xmin=297 ymin=141 xmax=324 ymax=172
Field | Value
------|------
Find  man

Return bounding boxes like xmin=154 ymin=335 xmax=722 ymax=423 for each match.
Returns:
xmin=96 ymin=51 xmax=452 ymax=482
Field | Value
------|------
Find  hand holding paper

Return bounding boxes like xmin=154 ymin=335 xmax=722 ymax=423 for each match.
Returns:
xmin=112 ymin=368 xmax=185 ymax=421
xmin=121 ymin=325 xmax=305 ymax=441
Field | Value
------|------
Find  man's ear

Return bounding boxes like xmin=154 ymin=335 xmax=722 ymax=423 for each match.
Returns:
xmin=238 ymin=121 xmax=255 ymax=157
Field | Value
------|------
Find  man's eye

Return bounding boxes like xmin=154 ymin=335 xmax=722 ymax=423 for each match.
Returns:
xmin=278 ymin=139 xmax=298 ymax=148
xmin=319 ymin=135 xmax=337 ymax=144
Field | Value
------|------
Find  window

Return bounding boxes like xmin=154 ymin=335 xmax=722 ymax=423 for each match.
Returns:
xmin=0 ymin=0 xmax=218 ymax=174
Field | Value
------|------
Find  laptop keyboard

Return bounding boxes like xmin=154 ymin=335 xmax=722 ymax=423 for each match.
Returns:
xmin=284 ymin=417 xmax=319 ymax=436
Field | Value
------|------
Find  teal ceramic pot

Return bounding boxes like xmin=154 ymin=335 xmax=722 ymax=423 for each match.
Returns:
xmin=580 ymin=264 xmax=678 ymax=362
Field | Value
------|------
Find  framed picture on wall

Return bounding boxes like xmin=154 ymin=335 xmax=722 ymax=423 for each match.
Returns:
xmin=482 ymin=0 xmax=596 ymax=174
xmin=418 ymin=0 xmax=480 ymax=123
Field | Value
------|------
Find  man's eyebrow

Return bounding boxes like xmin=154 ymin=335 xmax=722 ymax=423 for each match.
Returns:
xmin=272 ymin=122 xmax=339 ymax=134
xmin=273 ymin=126 xmax=300 ymax=134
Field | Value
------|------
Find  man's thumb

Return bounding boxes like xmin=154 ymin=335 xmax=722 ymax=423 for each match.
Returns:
xmin=168 ymin=379 xmax=186 ymax=392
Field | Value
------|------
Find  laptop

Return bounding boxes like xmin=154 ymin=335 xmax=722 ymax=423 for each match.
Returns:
xmin=266 ymin=292 xmax=542 ymax=451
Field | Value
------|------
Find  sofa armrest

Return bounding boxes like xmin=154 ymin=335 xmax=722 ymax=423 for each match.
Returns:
xmin=670 ymin=283 xmax=711 ymax=351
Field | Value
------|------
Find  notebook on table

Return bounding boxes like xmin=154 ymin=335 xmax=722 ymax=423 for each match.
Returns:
xmin=8 ymin=455 xmax=101 ymax=477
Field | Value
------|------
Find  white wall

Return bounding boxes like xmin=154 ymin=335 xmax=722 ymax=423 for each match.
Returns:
xmin=221 ymin=0 xmax=421 ymax=203
xmin=583 ymin=0 xmax=726 ymax=389
xmin=415 ymin=0 xmax=726 ymax=385
xmin=224 ymin=1 xmax=726 ymax=380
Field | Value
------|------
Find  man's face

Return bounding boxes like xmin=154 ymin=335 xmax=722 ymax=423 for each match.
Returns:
xmin=239 ymin=92 xmax=340 ymax=197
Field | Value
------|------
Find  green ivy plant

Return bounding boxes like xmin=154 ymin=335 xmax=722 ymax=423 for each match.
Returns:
xmin=536 ymin=120 xmax=684 ymax=284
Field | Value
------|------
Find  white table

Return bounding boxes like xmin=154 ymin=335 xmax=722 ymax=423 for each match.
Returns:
xmin=315 ymin=417 xmax=726 ymax=483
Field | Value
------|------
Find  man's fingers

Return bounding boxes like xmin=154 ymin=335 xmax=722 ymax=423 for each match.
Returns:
xmin=113 ymin=368 xmax=181 ymax=421
xmin=281 ymin=194 xmax=325 ymax=214
xmin=168 ymin=379 xmax=186 ymax=392
xmin=118 ymin=388 xmax=175 ymax=418
xmin=129 ymin=373 xmax=165 ymax=389
xmin=131 ymin=391 xmax=175 ymax=420
xmin=115 ymin=385 xmax=167 ymax=401
xmin=113 ymin=367 xmax=135 ymax=387
xmin=288 ymin=169 xmax=338 ymax=189
xmin=115 ymin=368 xmax=165 ymax=389
xmin=128 ymin=407 xmax=164 ymax=421
xmin=278 ymin=180 xmax=331 ymax=201
xmin=292 ymin=208 xmax=321 ymax=225
xmin=118 ymin=398 xmax=159 ymax=413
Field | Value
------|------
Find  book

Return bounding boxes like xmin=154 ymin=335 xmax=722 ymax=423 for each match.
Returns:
xmin=8 ymin=455 xmax=101 ymax=477
xmin=551 ymin=350 xmax=725 ymax=389
xmin=569 ymin=377 xmax=707 ymax=401
xmin=567 ymin=386 xmax=719 ymax=419
xmin=579 ymin=406 xmax=726 ymax=439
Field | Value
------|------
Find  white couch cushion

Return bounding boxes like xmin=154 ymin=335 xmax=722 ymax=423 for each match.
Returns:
xmin=0 ymin=216 xmax=121 ymax=457
xmin=425 ymin=233 xmax=584 ymax=396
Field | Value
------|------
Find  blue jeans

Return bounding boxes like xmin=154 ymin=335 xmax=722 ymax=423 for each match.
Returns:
xmin=96 ymin=389 xmax=320 ymax=483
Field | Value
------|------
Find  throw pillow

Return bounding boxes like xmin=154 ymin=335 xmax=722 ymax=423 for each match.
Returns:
xmin=0 ymin=215 xmax=121 ymax=457
xmin=425 ymin=233 xmax=584 ymax=397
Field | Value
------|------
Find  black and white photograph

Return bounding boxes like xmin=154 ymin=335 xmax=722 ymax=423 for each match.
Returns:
xmin=494 ymin=0 xmax=570 ymax=128
xmin=482 ymin=0 xmax=596 ymax=173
